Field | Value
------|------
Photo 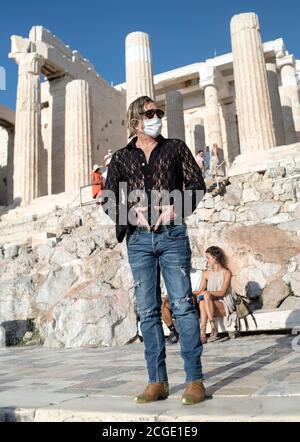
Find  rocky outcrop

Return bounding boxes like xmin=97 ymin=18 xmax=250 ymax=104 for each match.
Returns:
xmin=0 ymin=170 xmax=299 ymax=347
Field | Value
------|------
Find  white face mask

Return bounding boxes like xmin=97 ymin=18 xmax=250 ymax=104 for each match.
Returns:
xmin=143 ymin=118 xmax=162 ymax=138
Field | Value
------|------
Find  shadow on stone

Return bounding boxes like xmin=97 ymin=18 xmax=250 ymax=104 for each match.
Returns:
xmin=205 ymin=335 xmax=293 ymax=396
xmin=1 ymin=319 xmax=35 ymax=346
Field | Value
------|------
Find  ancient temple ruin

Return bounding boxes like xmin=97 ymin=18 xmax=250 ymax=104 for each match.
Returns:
xmin=1 ymin=12 xmax=300 ymax=206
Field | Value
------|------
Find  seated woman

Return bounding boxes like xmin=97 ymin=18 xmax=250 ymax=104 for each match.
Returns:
xmin=193 ymin=246 xmax=235 ymax=344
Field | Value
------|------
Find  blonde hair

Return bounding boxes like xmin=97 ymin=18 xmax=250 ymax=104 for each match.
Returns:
xmin=127 ymin=96 xmax=154 ymax=138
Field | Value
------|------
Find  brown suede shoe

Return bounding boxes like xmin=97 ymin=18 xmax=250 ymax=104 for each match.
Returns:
xmin=181 ymin=380 xmax=206 ymax=405
xmin=134 ymin=382 xmax=169 ymax=404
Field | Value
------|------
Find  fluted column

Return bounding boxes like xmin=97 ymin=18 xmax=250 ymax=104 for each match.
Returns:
xmin=266 ymin=62 xmax=286 ymax=146
xmin=230 ymin=13 xmax=276 ymax=153
xmin=65 ymin=79 xmax=93 ymax=192
xmin=13 ymin=53 xmax=44 ymax=204
xmin=222 ymin=103 xmax=241 ymax=165
xmin=203 ymin=84 xmax=223 ymax=149
xmin=279 ymin=91 xmax=297 ymax=144
xmin=277 ymin=55 xmax=300 ymax=142
xmin=125 ymin=32 xmax=154 ymax=107
xmin=166 ymin=91 xmax=185 ymax=141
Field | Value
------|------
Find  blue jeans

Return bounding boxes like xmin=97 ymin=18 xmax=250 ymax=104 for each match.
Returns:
xmin=126 ymin=223 xmax=203 ymax=384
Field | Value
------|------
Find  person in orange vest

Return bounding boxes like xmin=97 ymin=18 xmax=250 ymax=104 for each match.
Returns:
xmin=91 ymin=164 xmax=104 ymax=204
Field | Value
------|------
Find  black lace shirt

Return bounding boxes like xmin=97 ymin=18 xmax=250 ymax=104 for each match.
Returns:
xmin=101 ymin=135 xmax=206 ymax=242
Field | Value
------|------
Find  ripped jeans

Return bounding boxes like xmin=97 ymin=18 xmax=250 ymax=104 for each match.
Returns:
xmin=126 ymin=223 xmax=203 ymax=384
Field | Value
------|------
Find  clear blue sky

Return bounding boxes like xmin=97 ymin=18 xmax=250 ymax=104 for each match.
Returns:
xmin=0 ymin=0 xmax=299 ymax=111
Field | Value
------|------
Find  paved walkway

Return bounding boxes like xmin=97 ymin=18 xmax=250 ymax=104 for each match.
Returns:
xmin=0 ymin=334 xmax=300 ymax=422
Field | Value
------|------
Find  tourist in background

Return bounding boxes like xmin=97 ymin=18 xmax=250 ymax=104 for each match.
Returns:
xmin=102 ymin=150 xmax=113 ymax=184
xmin=195 ymin=149 xmax=206 ymax=175
xmin=193 ymin=246 xmax=236 ymax=344
xmin=91 ymin=164 xmax=104 ymax=204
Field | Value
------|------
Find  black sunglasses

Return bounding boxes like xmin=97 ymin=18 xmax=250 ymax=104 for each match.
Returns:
xmin=139 ymin=109 xmax=165 ymax=119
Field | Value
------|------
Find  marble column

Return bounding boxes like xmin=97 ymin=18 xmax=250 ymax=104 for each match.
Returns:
xmin=165 ymin=91 xmax=185 ymax=141
xmin=185 ymin=118 xmax=205 ymax=156
xmin=279 ymin=91 xmax=297 ymax=145
xmin=266 ymin=62 xmax=286 ymax=146
xmin=230 ymin=13 xmax=276 ymax=153
xmin=203 ymin=84 xmax=223 ymax=150
xmin=221 ymin=103 xmax=241 ymax=166
xmin=65 ymin=79 xmax=93 ymax=193
xmin=277 ymin=55 xmax=300 ymax=142
xmin=125 ymin=32 xmax=154 ymax=107
xmin=12 ymin=53 xmax=44 ymax=204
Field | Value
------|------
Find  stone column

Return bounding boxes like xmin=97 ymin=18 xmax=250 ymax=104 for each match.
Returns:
xmin=279 ymin=91 xmax=297 ymax=144
xmin=203 ymin=84 xmax=223 ymax=150
xmin=125 ymin=32 xmax=154 ymax=107
xmin=266 ymin=62 xmax=286 ymax=146
xmin=230 ymin=13 xmax=276 ymax=153
xmin=165 ymin=91 xmax=185 ymax=141
xmin=185 ymin=118 xmax=205 ymax=156
xmin=65 ymin=79 xmax=93 ymax=193
xmin=0 ymin=126 xmax=14 ymax=206
xmin=13 ymin=53 xmax=44 ymax=204
xmin=277 ymin=55 xmax=300 ymax=142
xmin=221 ymin=103 xmax=241 ymax=166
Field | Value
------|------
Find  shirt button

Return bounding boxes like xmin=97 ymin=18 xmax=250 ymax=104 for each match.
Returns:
xmin=147 ymin=174 xmax=151 ymax=178
xmin=142 ymin=163 xmax=145 ymax=166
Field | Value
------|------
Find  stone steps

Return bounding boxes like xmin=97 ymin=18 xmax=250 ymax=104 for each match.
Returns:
xmin=0 ymin=191 xmax=80 ymax=247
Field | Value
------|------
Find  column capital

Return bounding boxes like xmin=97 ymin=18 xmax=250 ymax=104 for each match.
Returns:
xmin=14 ymin=52 xmax=45 ymax=75
xmin=276 ymin=54 xmax=296 ymax=71
xmin=199 ymin=63 xmax=218 ymax=89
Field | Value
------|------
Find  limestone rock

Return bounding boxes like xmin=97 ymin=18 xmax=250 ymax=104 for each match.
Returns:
xmin=295 ymin=203 xmax=300 ymax=219
xmin=0 ymin=277 xmax=35 ymax=326
xmin=36 ymin=266 xmax=78 ymax=311
xmin=211 ymin=212 xmax=220 ymax=223
xmin=4 ymin=244 xmax=19 ymax=259
xmin=219 ymin=209 xmax=236 ymax=222
xmin=247 ymin=202 xmax=281 ymax=222
xmin=263 ymin=213 xmax=292 ymax=225
xmin=278 ymin=220 xmax=300 ymax=232
xmin=242 ymin=188 xmax=260 ymax=204
xmin=261 ymin=279 xmax=290 ymax=309
xmin=214 ymin=200 xmax=224 ymax=211
xmin=238 ymin=266 xmax=266 ymax=298
xmin=290 ymin=272 xmax=300 ymax=297
xmin=228 ymin=224 xmax=300 ymax=265
xmin=279 ymin=296 xmax=300 ymax=311
xmin=204 ymin=198 xmax=214 ymax=209
xmin=224 ymin=184 xmax=242 ymax=206
xmin=197 ymin=208 xmax=215 ymax=222
xmin=38 ymin=281 xmax=137 ymax=348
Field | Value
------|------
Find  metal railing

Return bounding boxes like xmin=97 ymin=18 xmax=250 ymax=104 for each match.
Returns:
xmin=79 ymin=183 xmax=99 ymax=208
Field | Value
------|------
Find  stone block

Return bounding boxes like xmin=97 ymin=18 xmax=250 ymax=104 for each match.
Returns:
xmin=248 ymin=202 xmax=281 ymax=222
xmin=219 ymin=209 xmax=236 ymax=222
xmin=261 ymin=279 xmax=290 ymax=309
xmin=242 ymin=188 xmax=260 ymax=203
xmin=204 ymin=198 xmax=214 ymax=209
xmin=4 ymin=244 xmax=19 ymax=259
xmin=224 ymin=184 xmax=242 ymax=206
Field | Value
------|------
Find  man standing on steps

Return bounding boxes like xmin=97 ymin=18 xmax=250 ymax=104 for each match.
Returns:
xmin=101 ymin=96 xmax=206 ymax=406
